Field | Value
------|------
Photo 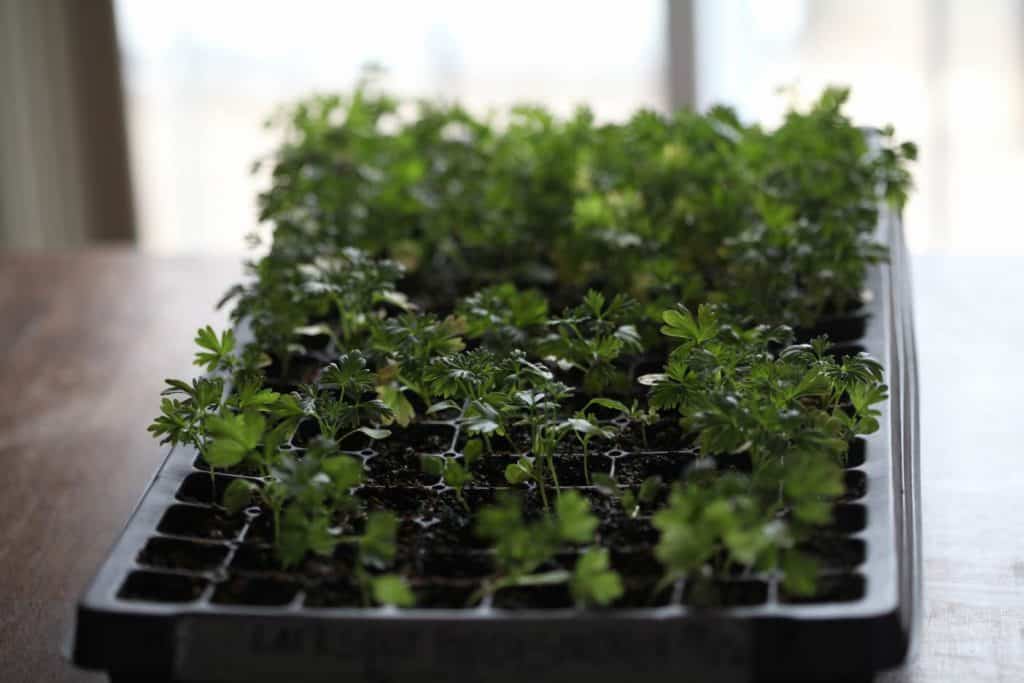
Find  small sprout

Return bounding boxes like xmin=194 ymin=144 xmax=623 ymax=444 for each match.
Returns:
xmin=504 ymin=457 xmax=536 ymax=486
xmin=593 ymin=473 xmax=662 ymax=518
xmin=422 ymin=453 xmax=474 ymax=510
xmin=564 ymin=414 xmax=615 ymax=484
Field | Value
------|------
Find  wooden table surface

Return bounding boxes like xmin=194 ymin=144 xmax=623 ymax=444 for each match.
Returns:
xmin=0 ymin=248 xmax=1021 ymax=682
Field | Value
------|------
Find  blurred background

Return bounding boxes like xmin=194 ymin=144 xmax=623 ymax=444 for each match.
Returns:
xmin=1 ymin=0 xmax=1022 ymax=254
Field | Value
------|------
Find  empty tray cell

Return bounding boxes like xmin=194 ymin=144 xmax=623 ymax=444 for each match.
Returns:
xmin=844 ymin=439 xmax=867 ymax=468
xmin=715 ymin=451 xmax=753 ymax=473
xmin=599 ymin=516 xmax=659 ymax=549
xmin=417 ymin=514 xmax=491 ymax=551
xmin=614 ymin=451 xmax=696 ymax=486
xmin=211 ymin=576 xmax=300 ymax=606
xmin=136 ymin=537 xmax=229 ymax=572
xmin=157 ymin=504 xmax=244 ymax=541
xmin=436 ymin=487 xmax=503 ymax=515
xmin=798 ymin=536 xmax=867 ymax=571
xmin=377 ymin=423 xmax=456 ymax=456
xmin=466 ymin=454 xmax=519 ymax=487
xmin=417 ymin=551 xmax=495 ymax=579
xmin=797 ymin=313 xmax=868 ymax=344
xmin=176 ymin=472 xmax=260 ymax=505
xmin=683 ymin=580 xmax=769 ymax=608
xmin=841 ymin=470 xmax=868 ymax=502
xmin=118 ymin=571 xmax=208 ymax=603
xmin=830 ymin=504 xmax=868 ymax=533
xmin=364 ymin=450 xmax=439 ymax=487
xmin=290 ymin=417 xmax=320 ymax=448
xmin=303 ymin=578 xmax=364 ymax=608
xmin=551 ymin=455 xmax=614 ymax=486
xmin=780 ymin=573 xmax=866 ymax=604
xmin=610 ymin=548 xmax=662 ymax=580
xmin=492 ymin=584 xmax=575 ymax=610
xmin=615 ymin=578 xmax=675 ymax=608
xmin=614 ymin=419 xmax=695 ymax=451
xmin=262 ymin=353 xmax=323 ymax=390
xmin=412 ymin=580 xmax=482 ymax=608
xmin=358 ymin=486 xmax=437 ymax=516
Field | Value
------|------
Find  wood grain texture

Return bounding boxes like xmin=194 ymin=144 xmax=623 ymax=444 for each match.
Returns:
xmin=0 ymin=248 xmax=242 ymax=682
xmin=0 ymin=250 xmax=1020 ymax=681
xmin=878 ymin=253 xmax=1024 ymax=683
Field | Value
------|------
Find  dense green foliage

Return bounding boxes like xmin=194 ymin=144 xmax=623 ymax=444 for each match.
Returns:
xmin=150 ymin=78 xmax=914 ymax=608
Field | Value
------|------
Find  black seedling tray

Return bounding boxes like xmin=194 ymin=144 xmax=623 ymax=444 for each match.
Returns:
xmin=71 ymin=210 xmax=920 ymax=682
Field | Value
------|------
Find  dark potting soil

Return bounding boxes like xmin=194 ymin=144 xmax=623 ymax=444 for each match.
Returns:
xmin=128 ymin=366 xmax=871 ymax=610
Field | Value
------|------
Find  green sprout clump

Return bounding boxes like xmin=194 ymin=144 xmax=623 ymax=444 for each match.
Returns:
xmin=150 ymin=78 xmax=912 ymax=608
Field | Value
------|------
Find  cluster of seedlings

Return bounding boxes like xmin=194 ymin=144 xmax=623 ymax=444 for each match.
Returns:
xmin=146 ymin=77 xmax=915 ymax=609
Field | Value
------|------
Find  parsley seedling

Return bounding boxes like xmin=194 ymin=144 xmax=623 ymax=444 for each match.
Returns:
xmin=149 ymin=81 xmax=914 ymax=603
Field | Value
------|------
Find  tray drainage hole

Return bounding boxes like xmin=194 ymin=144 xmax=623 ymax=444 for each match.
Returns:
xmin=779 ymin=573 xmax=866 ymax=604
xmin=211 ymin=577 xmax=300 ymax=606
xmin=136 ymin=537 xmax=229 ymax=572
xmin=118 ymin=571 xmax=208 ymax=603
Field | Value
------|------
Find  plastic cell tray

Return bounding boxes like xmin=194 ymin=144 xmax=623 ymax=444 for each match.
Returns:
xmin=71 ymin=209 xmax=920 ymax=682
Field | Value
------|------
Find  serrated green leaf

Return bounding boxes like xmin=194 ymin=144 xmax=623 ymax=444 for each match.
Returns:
xmin=322 ymin=454 xmax=364 ymax=490
xmin=570 ymin=547 xmax=624 ymax=606
xmin=372 ymin=574 xmax=415 ymax=607
xmin=555 ymin=491 xmax=598 ymax=543
xmin=360 ymin=511 xmax=398 ymax=569
xmin=504 ymin=461 xmax=532 ymax=485
xmin=222 ymin=478 xmax=257 ymax=515
xmin=420 ymin=454 xmax=445 ymax=477
xmin=463 ymin=438 xmax=484 ymax=467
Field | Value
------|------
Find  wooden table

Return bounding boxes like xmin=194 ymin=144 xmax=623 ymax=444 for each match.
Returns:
xmin=0 ymin=249 xmax=1021 ymax=682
